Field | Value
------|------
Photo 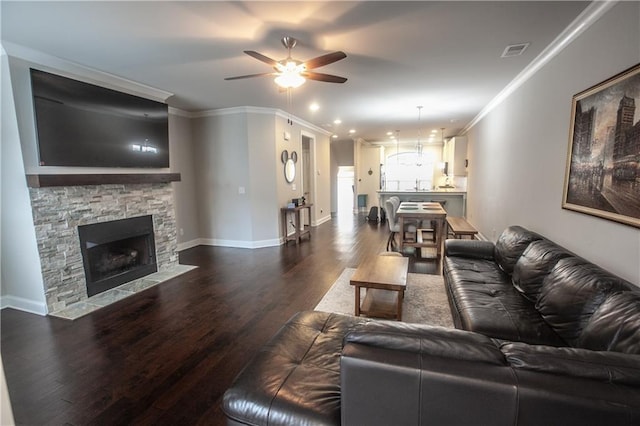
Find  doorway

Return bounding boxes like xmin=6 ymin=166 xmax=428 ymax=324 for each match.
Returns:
xmin=301 ymin=134 xmax=314 ymax=226
xmin=337 ymin=166 xmax=354 ymax=218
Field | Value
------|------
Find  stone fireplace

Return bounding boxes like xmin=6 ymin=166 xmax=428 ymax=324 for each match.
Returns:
xmin=28 ymin=179 xmax=179 ymax=313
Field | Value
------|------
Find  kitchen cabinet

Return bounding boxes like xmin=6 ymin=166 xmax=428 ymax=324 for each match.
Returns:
xmin=444 ymin=136 xmax=467 ymax=176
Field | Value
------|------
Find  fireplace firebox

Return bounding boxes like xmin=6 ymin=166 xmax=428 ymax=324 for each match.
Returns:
xmin=78 ymin=215 xmax=157 ymax=297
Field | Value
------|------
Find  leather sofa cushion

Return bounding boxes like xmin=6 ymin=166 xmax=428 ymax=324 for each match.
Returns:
xmin=512 ymin=239 xmax=572 ymax=302
xmin=578 ymin=291 xmax=640 ymax=354
xmin=494 ymin=226 xmax=543 ymax=275
xmin=501 ymin=342 xmax=640 ymax=386
xmin=223 ymin=311 xmax=369 ymax=426
xmin=444 ymin=257 xmax=564 ymax=346
xmin=536 ymin=258 xmax=636 ymax=347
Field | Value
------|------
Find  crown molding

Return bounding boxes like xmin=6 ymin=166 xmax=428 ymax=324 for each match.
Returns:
xmin=460 ymin=0 xmax=617 ymax=135
xmin=189 ymin=106 xmax=331 ymax=136
xmin=2 ymin=41 xmax=173 ymax=102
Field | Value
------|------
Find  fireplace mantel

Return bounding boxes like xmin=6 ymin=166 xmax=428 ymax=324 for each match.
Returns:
xmin=26 ymin=173 xmax=181 ymax=188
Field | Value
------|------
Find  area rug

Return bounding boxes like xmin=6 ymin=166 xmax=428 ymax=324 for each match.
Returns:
xmin=315 ymin=268 xmax=454 ymax=327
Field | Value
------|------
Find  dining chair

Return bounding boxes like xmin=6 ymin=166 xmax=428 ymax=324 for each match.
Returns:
xmin=385 ymin=199 xmax=417 ymax=251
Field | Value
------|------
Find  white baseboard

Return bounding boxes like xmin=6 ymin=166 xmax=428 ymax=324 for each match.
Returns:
xmin=198 ymin=237 xmax=281 ymax=249
xmin=313 ymin=214 xmax=332 ymax=226
xmin=0 ymin=295 xmax=48 ymax=316
xmin=177 ymin=217 xmax=333 ymax=250
xmin=177 ymin=238 xmax=201 ymax=252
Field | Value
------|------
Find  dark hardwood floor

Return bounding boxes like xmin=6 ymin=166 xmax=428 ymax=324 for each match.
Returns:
xmin=1 ymin=214 xmax=439 ymax=425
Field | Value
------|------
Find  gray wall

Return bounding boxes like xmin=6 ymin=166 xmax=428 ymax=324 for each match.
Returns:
xmin=248 ymin=112 xmax=278 ymax=242
xmin=192 ymin=108 xmax=331 ymax=247
xmin=466 ymin=1 xmax=640 ymax=284
xmin=1 ymin=47 xmax=47 ymax=314
xmin=170 ymin=110 xmax=199 ymax=249
xmin=193 ymin=111 xmax=254 ymax=245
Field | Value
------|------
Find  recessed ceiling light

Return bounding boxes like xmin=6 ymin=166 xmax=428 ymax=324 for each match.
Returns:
xmin=349 ymin=129 xmax=356 ymax=134
xmin=431 ymin=129 xmax=438 ymax=134
xmin=309 ymin=102 xmax=319 ymax=111
xmin=386 ymin=131 xmax=393 ymax=136
xmin=334 ymin=119 xmax=342 ymax=125
xmin=332 ymin=134 xmax=338 ymax=139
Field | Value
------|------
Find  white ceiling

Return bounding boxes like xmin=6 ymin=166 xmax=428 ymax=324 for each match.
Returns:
xmin=1 ymin=1 xmax=589 ymax=143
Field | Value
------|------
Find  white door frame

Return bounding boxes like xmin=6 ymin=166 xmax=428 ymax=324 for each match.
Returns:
xmin=301 ymin=130 xmax=316 ymax=226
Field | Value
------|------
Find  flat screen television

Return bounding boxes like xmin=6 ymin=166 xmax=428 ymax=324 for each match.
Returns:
xmin=30 ymin=68 xmax=170 ymax=168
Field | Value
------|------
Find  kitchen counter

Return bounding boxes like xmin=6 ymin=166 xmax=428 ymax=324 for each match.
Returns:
xmin=377 ymin=190 xmax=467 ymax=217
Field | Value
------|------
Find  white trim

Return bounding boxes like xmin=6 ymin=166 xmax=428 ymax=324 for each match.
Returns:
xmin=275 ymin=110 xmax=332 ymax=136
xmin=176 ymin=238 xmax=201 ymax=252
xmin=0 ymin=295 xmax=48 ymax=316
xmin=198 ymin=237 xmax=281 ymax=249
xmin=168 ymin=107 xmax=193 ymax=118
xmin=190 ymin=105 xmax=271 ymax=118
xmin=3 ymin=41 xmax=173 ymax=102
xmin=313 ymin=214 xmax=332 ymax=226
xmin=460 ymin=0 xmax=616 ymax=135
xmin=190 ymin=106 xmax=331 ymax=136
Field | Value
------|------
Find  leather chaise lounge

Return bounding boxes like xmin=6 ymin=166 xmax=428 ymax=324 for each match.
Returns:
xmin=223 ymin=226 xmax=640 ymax=425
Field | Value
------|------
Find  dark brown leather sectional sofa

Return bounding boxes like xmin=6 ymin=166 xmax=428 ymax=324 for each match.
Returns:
xmin=223 ymin=226 xmax=640 ymax=425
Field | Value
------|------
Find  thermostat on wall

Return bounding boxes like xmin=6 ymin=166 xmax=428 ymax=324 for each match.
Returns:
xmin=283 ymin=131 xmax=291 ymax=141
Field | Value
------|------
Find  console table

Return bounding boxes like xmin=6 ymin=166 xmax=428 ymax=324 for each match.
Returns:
xmin=281 ymin=204 xmax=312 ymax=244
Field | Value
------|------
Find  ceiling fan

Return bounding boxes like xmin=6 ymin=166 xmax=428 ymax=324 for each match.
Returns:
xmin=225 ymin=36 xmax=347 ymax=89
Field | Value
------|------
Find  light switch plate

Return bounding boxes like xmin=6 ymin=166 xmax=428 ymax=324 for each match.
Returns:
xmin=283 ymin=131 xmax=291 ymax=141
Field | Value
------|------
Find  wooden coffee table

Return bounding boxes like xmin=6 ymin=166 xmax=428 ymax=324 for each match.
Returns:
xmin=350 ymin=255 xmax=409 ymax=320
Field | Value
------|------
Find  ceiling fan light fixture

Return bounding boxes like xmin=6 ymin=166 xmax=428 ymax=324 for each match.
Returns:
xmin=274 ymin=60 xmax=306 ymax=88
xmin=275 ymin=72 xmax=306 ymax=88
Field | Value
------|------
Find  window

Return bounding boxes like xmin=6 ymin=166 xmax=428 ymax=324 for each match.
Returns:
xmin=385 ymin=151 xmax=435 ymax=190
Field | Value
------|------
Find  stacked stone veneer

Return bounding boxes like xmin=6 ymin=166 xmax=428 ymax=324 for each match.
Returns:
xmin=28 ymin=182 xmax=179 ymax=313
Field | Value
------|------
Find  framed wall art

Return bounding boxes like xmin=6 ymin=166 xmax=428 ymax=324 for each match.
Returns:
xmin=562 ymin=63 xmax=640 ymax=228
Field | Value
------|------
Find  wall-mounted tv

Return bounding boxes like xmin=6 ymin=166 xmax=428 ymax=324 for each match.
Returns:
xmin=30 ymin=68 xmax=169 ymax=168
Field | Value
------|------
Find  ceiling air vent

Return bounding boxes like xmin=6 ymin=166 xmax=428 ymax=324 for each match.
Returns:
xmin=501 ymin=43 xmax=529 ymax=58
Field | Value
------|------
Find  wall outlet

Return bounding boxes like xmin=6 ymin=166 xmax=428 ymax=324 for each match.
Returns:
xmin=292 ymin=184 xmax=296 ymax=191
xmin=238 ymin=186 xmax=245 ymax=194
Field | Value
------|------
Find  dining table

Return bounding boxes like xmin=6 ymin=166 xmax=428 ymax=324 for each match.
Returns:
xmin=395 ymin=201 xmax=447 ymax=257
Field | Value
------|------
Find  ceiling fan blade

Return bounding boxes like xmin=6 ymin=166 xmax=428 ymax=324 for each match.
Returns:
xmin=224 ymin=72 xmax=275 ymax=81
xmin=304 ymin=51 xmax=347 ymax=69
xmin=244 ymin=50 xmax=279 ymax=67
xmin=303 ymin=71 xmax=347 ymax=83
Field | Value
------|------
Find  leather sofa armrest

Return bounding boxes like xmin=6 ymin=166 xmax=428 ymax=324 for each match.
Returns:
xmin=501 ymin=342 xmax=640 ymax=386
xmin=445 ymin=239 xmax=495 ymax=259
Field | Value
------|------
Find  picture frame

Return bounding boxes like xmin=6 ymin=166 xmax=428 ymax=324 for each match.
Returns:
xmin=562 ymin=63 xmax=640 ymax=228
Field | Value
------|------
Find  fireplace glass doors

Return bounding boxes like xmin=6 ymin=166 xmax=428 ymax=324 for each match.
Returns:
xmin=78 ymin=215 xmax=157 ymax=297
